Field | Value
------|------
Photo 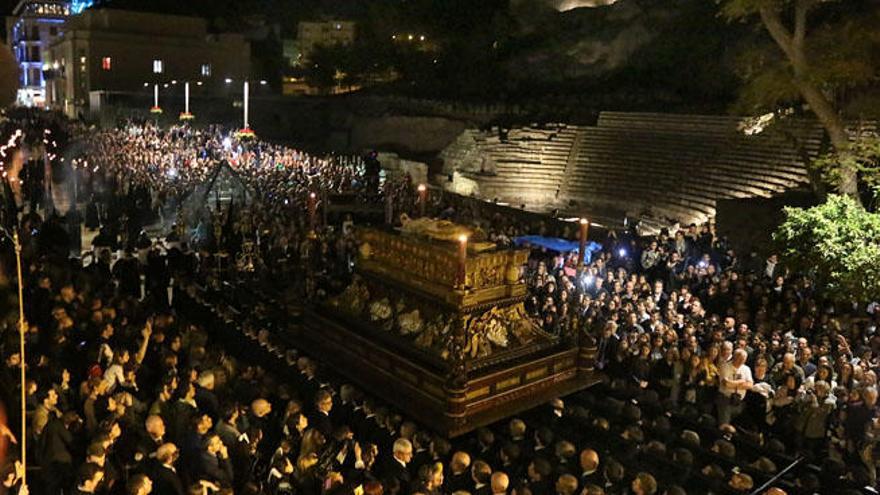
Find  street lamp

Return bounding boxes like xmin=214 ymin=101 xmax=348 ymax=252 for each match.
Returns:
xmin=150 ymin=83 xmax=162 ymax=115
xmin=179 ymin=82 xmax=194 ymax=121
xmin=236 ymin=80 xmax=255 ymax=139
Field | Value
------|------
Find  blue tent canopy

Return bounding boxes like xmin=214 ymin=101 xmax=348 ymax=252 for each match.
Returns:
xmin=513 ymin=236 xmax=602 ymax=263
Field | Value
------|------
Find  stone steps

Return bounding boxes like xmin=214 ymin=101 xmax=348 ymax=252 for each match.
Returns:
xmin=439 ymin=112 xmax=878 ymax=228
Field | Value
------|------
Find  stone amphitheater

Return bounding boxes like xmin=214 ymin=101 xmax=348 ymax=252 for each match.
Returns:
xmin=439 ymin=111 xmax=874 ymax=232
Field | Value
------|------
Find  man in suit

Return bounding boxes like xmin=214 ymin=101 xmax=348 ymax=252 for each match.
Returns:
xmin=526 ymin=458 xmax=554 ymax=495
xmin=151 ymin=443 xmax=185 ymax=495
xmin=447 ymin=451 xmax=472 ymax=493
xmin=134 ymin=415 xmax=166 ymax=466
xmin=472 ymin=460 xmax=492 ymax=495
xmin=192 ymin=434 xmax=234 ymax=488
xmin=595 ymin=321 xmax=620 ymax=371
xmin=310 ymin=389 xmax=334 ymax=438
xmin=578 ymin=448 xmax=601 ymax=488
xmin=381 ymin=438 xmax=413 ymax=494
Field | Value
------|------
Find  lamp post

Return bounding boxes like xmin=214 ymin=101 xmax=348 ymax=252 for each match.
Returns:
xmin=180 ymin=82 xmax=194 ymax=121
xmin=417 ymin=183 xmax=427 ymax=218
xmin=577 ymin=218 xmax=589 ymax=277
xmin=236 ymin=80 xmax=254 ymax=138
xmin=243 ymin=80 xmax=249 ymax=130
xmin=150 ymin=84 xmax=162 ymax=116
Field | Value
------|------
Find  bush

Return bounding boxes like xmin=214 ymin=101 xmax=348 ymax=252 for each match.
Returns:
xmin=773 ymin=195 xmax=880 ymax=303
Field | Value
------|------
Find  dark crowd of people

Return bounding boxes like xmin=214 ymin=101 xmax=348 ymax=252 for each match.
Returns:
xmin=0 ymin=111 xmax=876 ymax=495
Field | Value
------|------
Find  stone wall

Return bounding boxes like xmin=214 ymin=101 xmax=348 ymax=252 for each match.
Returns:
xmin=348 ymin=115 xmax=468 ymax=156
xmin=377 ymin=152 xmax=428 ymax=185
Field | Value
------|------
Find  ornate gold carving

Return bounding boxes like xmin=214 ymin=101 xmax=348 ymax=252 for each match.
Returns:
xmin=496 ymin=376 xmax=521 ymax=391
xmin=460 ymin=303 xmax=545 ymax=359
xmin=355 ymin=227 xmax=529 ymax=307
xmin=328 ymin=276 xmax=370 ymax=315
xmin=466 ymin=386 xmax=490 ymax=400
xmin=369 ymin=298 xmax=392 ymax=321
xmin=526 ymin=367 xmax=548 ymax=381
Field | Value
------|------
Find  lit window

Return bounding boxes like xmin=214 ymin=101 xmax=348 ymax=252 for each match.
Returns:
xmin=79 ymin=56 xmax=85 ymax=63
xmin=152 ymin=59 xmax=163 ymax=74
xmin=101 ymin=57 xmax=111 ymax=70
xmin=335 ymin=23 xmax=341 ymax=30
xmin=201 ymin=63 xmax=211 ymax=76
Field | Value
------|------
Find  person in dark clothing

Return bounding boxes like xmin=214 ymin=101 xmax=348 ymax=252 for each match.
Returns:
xmin=151 ymin=443 xmax=185 ymax=495
xmin=112 ymin=249 xmax=141 ymax=299
xmin=192 ymin=434 xmax=234 ymax=488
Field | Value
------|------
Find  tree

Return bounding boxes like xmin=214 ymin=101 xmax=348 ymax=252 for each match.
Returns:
xmin=304 ymin=44 xmax=345 ymax=94
xmin=814 ymin=131 xmax=880 ymax=208
xmin=721 ymin=0 xmax=880 ymax=203
xmin=773 ymin=194 xmax=880 ymax=303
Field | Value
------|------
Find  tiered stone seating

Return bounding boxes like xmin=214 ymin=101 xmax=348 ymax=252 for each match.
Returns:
xmin=440 ymin=112 xmax=876 ymax=229
xmin=440 ymin=124 xmax=579 ymax=206
xmin=564 ymin=112 xmax=824 ymax=225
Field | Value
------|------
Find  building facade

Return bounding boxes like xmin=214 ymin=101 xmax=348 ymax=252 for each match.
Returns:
xmin=46 ymin=9 xmax=250 ymax=117
xmin=296 ymin=20 xmax=355 ymax=64
xmin=5 ymin=0 xmax=71 ymax=106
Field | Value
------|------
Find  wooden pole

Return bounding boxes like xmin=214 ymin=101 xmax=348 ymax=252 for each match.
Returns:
xmin=14 ymin=231 xmax=25 ymax=486
xmin=577 ymin=218 xmax=589 ymax=276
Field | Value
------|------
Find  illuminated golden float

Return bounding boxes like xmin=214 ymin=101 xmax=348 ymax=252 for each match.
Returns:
xmin=297 ymin=218 xmax=598 ymax=436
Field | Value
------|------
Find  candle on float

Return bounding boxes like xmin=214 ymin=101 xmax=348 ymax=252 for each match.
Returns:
xmin=458 ymin=234 xmax=468 ymax=288
xmin=417 ymin=183 xmax=427 ymax=217
xmin=308 ymin=192 xmax=317 ymax=231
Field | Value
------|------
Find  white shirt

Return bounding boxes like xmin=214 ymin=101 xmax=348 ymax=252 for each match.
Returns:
xmin=719 ymin=362 xmax=753 ymax=399
xmin=103 ymin=363 xmax=126 ymax=392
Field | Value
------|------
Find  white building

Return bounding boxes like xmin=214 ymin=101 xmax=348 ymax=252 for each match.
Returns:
xmin=5 ymin=0 xmax=71 ymax=106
